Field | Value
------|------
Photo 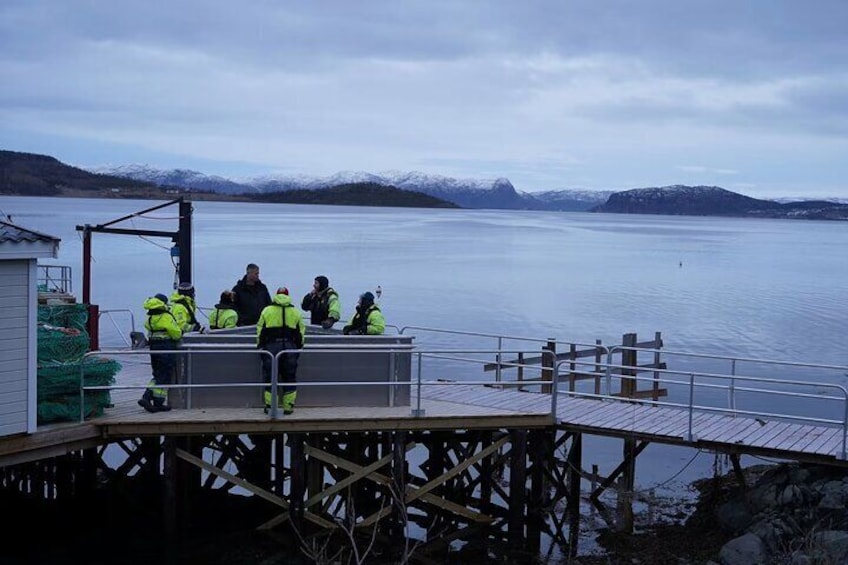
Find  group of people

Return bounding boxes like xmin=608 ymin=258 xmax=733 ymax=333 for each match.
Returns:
xmin=139 ymin=263 xmax=386 ymax=415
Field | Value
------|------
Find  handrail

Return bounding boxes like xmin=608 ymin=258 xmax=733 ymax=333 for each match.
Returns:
xmin=84 ymin=321 xmax=848 ymax=458
xmin=37 ymin=264 xmax=73 ymax=294
xmin=559 ymin=355 xmax=848 ymax=459
xmin=81 ymin=347 xmax=557 ymax=422
xmin=98 ymin=309 xmax=137 ymax=348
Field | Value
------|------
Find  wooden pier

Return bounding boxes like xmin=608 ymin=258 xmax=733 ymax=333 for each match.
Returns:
xmin=3 ymin=333 xmax=848 ymax=562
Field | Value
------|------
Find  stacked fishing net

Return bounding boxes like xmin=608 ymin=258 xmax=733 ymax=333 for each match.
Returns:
xmin=37 ymin=304 xmax=121 ymax=423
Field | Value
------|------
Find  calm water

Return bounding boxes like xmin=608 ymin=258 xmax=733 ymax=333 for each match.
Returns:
xmin=4 ymin=195 xmax=848 ymax=516
xmin=6 ymin=195 xmax=845 ymax=362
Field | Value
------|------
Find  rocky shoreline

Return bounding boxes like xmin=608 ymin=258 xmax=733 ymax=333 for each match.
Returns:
xmin=578 ymin=461 xmax=848 ymax=564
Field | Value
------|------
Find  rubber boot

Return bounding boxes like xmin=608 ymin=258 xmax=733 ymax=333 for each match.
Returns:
xmin=282 ymin=391 xmax=296 ymax=416
xmin=152 ymin=397 xmax=171 ymax=412
xmin=137 ymin=390 xmax=156 ymax=413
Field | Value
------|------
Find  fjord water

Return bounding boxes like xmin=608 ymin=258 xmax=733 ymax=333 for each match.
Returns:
xmin=5 ymin=195 xmax=848 ymax=496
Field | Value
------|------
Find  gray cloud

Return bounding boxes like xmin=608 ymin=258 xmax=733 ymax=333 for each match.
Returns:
xmin=1 ymin=0 xmax=847 ymax=197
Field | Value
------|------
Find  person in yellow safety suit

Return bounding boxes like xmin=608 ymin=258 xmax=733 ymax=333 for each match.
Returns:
xmin=208 ymin=290 xmax=238 ymax=329
xmin=342 ymin=291 xmax=386 ymax=335
xmin=139 ymin=293 xmax=183 ymax=413
xmin=256 ymin=287 xmax=305 ymax=415
xmin=170 ymin=281 xmax=201 ymax=333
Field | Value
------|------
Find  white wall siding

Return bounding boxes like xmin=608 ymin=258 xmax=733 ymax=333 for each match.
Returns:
xmin=0 ymin=260 xmax=31 ymax=436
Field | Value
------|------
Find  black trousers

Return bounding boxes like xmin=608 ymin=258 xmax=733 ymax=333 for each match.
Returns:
xmin=149 ymin=339 xmax=178 ymax=386
xmin=260 ymin=339 xmax=299 ymax=396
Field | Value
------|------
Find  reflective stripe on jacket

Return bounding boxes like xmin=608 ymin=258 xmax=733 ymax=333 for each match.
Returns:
xmin=209 ymin=307 xmax=237 ymax=329
xmin=349 ymin=304 xmax=386 ymax=335
xmin=257 ymin=293 xmax=306 ymax=348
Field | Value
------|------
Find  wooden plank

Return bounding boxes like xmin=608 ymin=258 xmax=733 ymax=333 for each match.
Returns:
xmin=721 ymin=418 xmax=774 ymax=445
xmin=613 ymin=403 xmax=667 ymax=431
xmin=484 ymin=346 xmax=603 ymax=370
xmin=496 ymin=392 xmax=549 ymax=412
xmin=760 ymin=423 xmax=808 ymax=450
xmin=621 ymin=406 xmax=676 ymax=434
xmin=806 ymin=427 xmax=843 ymax=454
xmin=746 ymin=422 xmax=795 ymax=449
xmin=648 ymin=410 xmax=694 ymax=436
xmin=589 ymin=406 xmax=644 ymax=430
xmin=819 ymin=433 xmax=848 ymax=458
xmin=699 ymin=418 xmax=762 ymax=444
xmin=694 ymin=414 xmax=748 ymax=438
xmin=557 ymin=398 xmax=615 ymax=422
xmin=777 ymin=425 xmax=824 ymax=453
xmin=568 ymin=402 xmax=624 ymax=426
xmin=789 ymin=427 xmax=839 ymax=455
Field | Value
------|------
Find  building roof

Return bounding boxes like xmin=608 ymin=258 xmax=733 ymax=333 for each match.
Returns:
xmin=0 ymin=220 xmax=60 ymax=244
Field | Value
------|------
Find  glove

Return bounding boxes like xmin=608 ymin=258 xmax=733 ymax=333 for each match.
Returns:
xmin=321 ymin=318 xmax=336 ymax=330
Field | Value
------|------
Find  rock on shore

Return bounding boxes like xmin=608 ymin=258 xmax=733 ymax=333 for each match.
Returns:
xmin=714 ymin=463 xmax=848 ymax=564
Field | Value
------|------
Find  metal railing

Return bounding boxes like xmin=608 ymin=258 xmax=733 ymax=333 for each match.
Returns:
xmin=37 ymin=264 xmax=73 ymax=294
xmin=79 ymin=347 xmax=557 ymax=421
xmin=85 ymin=321 xmax=848 ymax=458
xmin=555 ymin=352 xmax=848 ymax=459
xmin=98 ymin=309 xmax=138 ymax=348
xmin=398 ymin=324 xmax=607 ymax=383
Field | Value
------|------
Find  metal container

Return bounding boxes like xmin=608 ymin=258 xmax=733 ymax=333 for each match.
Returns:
xmin=174 ymin=328 xmax=413 ymax=408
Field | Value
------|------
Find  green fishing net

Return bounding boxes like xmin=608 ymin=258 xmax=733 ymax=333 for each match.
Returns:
xmin=36 ymin=304 xmax=120 ymax=423
xmin=37 ymin=327 xmax=90 ymax=363
xmin=37 ymin=358 xmax=121 ymax=423
xmin=37 ymin=303 xmax=88 ymax=331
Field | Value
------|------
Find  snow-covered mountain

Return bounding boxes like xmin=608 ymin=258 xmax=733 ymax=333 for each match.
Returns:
xmin=89 ymin=164 xmax=252 ymax=194
xmin=89 ymin=165 xmax=611 ymax=211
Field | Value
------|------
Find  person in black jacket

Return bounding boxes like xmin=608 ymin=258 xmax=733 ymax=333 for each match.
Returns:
xmin=301 ymin=275 xmax=341 ymax=329
xmin=231 ymin=263 xmax=272 ymax=326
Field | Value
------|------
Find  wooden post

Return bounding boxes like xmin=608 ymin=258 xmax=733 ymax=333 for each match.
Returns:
xmin=527 ymin=430 xmax=546 ymax=553
xmin=508 ymin=429 xmax=527 ymax=548
xmin=307 ymin=433 xmax=323 ymax=505
xmin=391 ymin=430 xmax=408 ymax=540
xmin=620 ymin=333 xmax=637 ymax=398
xmin=542 ymin=339 xmax=556 ymax=394
xmin=289 ymin=433 xmax=305 ymax=533
xmin=274 ymin=433 xmax=286 ymax=496
xmin=652 ymin=331 xmax=662 ymax=401
xmin=568 ymin=433 xmax=583 ymax=555
xmin=594 ymin=339 xmax=603 ymax=395
xmin=569 ymin=343 xmax=577 ymax=392
xmin=480 ymin=430 xmax=493 ymax=514
xmin=177 ymin=436 xmax=200 ymax=529
xmin=163 ymin=437 xmax=177 ymax=537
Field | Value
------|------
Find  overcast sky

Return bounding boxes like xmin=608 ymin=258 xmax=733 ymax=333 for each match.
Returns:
xmin=2 ymin=1 xmax=847 ymax=198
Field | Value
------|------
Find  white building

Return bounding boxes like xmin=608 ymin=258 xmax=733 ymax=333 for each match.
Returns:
xmin=0 ymin=220 xmax=60 ymax=436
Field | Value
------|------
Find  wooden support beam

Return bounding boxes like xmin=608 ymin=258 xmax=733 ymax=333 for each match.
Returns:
xmin=174 ymin=447 xmax=335 ymax=529
xmin=508 ymin=429 xmax=527 ymax=548
xmin=306 ymin=441 xmax=498 ymax=526
xmin=163 ymin=438 xmax=177 ymax=537
xmin=289 ymin=433 xmax=305 ymax=532
xmin=609 ymin=388 xmax=668 ymax=399
xmin=589 ymin=440 xmax=649 ymax=500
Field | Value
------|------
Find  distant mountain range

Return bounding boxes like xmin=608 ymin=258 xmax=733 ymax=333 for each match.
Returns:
xmin=1 ymin=150 xmax=846 ymax=220
xmin=90 ymin=164 xmax=614 ymax=211
xmin=592 ymin=185 xmax=848 ymax=220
